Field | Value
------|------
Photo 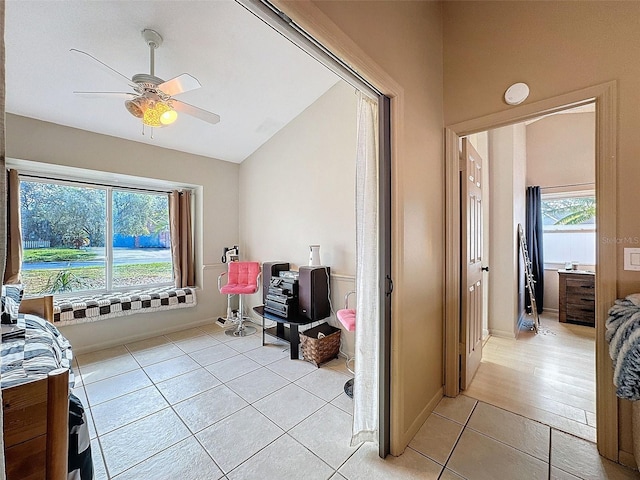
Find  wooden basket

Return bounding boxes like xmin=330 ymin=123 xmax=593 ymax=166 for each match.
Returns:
xmin=299 ymin=322 xmax=341 ymax=367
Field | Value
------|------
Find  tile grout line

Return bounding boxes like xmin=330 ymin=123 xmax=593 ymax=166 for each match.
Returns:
xmin=440 ymin=399 xmax=479 ymax=476
xmin=548 ymin=428 xmax=553 ymax=480
xmin=80 ymin=330 xmax=354 ymax=479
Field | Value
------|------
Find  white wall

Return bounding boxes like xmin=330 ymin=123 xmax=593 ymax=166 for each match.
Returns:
xmin=513 ymin=124 xmax=527 ymax=321
xmin=526 ymin=112 xmax=595 ymax=189
xmin=239 ymin=81 xmax=358 ymax=355
xmin=488 ymin=124 xmax=526 ymax=338
xmin=6 ymin=114 xmax=239 ymax=353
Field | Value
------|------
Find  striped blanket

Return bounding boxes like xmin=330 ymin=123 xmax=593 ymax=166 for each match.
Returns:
xmin=1 ymin=313 xmax=74 ymax=388
xmin=605 ymin=294 xmax=640 ymax=400
xmin=1 ymin=314 xmax=92 ymax=480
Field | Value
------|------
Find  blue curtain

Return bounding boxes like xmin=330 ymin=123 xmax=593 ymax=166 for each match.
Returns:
xmin=526 ymin=186 xmax=544 ymax=314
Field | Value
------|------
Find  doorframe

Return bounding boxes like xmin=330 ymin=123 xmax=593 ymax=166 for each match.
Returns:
xmin=443 ymin=81 xmax=618 ymax=460
xmin=241 ymin=0 xmax=400 ymax=456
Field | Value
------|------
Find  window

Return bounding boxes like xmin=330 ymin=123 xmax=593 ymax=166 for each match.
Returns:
xmin=541 ymin=191 xmax=595 ymax=265
xmin=20 ymin=179 xmax=173 ymax=296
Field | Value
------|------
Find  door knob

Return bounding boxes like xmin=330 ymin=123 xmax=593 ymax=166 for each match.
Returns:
xmin=482 ymin=266 xmax=489 ymax=272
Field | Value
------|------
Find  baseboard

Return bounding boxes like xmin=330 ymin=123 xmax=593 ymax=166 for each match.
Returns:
xmin=71 ymin=315 xmax=221 ymax=355
xmin=543 ymin=308 xmax=559 ymax=314
xmin=619 ymin=450 xmax=637 ymax=470
xmin=391 ymin=386 xmax=443 ymax=457
xmin=488 ymin=328 xmax=516 ymax=339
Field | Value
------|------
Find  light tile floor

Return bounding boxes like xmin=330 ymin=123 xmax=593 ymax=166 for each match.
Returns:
xmin=73 ymin=323 xmax=640 ymax=480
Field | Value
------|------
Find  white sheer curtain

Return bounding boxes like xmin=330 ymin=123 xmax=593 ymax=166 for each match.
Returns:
xmin=351 ymin=92 xmax=380 ymax=446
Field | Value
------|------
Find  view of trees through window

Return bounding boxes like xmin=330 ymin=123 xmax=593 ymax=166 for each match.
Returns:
xmin=541 ymin=195 xmax=596 ymax=226
xmin=541 ymin=193 xmax=596 ymax=266
xmin=20 ymin=180 xmax=173 ymax=295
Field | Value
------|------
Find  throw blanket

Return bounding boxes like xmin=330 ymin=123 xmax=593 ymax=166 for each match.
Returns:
xmin=606 ymin=294 xmax=640 ymax=400
xmin=1 ymin=314 xmax=92 ymax=480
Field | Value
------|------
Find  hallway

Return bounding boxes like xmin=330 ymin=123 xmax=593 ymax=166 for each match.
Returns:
xmin=465 ymin=313 xmax=596 ymax=442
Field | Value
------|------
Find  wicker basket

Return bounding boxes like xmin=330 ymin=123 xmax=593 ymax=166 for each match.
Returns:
xmin=299 ymin=322 xmax=341 ymax=367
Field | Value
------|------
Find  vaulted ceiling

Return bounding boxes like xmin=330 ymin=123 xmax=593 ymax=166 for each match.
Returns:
xmin=5 ymin=0 xmax=340 ymax=163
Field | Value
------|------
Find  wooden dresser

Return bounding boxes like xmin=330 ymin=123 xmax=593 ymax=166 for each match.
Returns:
xmin=558 ymin=269 xmax=595 ymax=327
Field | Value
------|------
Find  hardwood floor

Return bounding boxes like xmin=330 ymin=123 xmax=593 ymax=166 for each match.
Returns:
xmin=464 ymin=312 xmax=597 ymax=442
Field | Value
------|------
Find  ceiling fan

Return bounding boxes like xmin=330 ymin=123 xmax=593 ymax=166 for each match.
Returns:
xmin=71 ymin=29 xmax=220 ymax=130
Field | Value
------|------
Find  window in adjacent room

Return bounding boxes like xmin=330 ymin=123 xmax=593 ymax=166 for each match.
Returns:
xmin=20 ymin=178 xmax=173 ymax=296
xmin=541 ymin=191 xmax=596 ymax=266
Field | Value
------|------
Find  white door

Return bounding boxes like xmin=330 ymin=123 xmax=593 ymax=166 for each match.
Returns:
xmin=460 ymin=138 xmax=484 ymax=390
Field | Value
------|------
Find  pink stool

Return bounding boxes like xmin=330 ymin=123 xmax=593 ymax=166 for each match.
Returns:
xmin=218 ymin=261 xmax=261 ymax=337
xmin=337 ymin=291 xmax=356 ymax=398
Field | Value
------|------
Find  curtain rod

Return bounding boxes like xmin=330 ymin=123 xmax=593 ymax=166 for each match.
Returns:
xmin=19 ymin=173 xmax=180 ymax=195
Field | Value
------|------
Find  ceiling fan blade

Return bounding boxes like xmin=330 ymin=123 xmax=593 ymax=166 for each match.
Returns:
xmin=173 ymin=100 xmax=221 ymax=125
xmin=73 ymin=91 xmax=136 ymax=99
xmin=70 ymin=49 xmax=137 ymax=88
xmin=159 ymin=74 xmax=202 ymax=96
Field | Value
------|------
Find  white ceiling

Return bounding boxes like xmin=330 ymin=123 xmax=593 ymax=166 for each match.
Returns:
xmin=5 ymin=0 xmax=340 ymax=163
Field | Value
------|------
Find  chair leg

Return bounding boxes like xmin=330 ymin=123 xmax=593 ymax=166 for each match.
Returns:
xmin=225 ymin=294 xmax=257 ymax=337
xmin=344 ymin=378 xmax=354 ymax=398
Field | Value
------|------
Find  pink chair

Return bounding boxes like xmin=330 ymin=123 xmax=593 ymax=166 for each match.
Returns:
xmin=218 ymin=261 xmax=261 ymax=337
xmin=337 ymin=290 xmax=356 ymax=397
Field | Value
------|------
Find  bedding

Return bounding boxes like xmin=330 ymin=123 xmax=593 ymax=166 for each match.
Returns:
xmin=1 ymin=313 xmax=93 ymax=480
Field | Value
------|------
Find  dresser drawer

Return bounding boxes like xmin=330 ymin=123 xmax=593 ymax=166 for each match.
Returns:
xmin=566 ymin=294 xmax=595 ymax=308
xmin=566 ymin=276 xmax=594 ymax=289
xmin=566 ymin=304 xmax=595 ymax=325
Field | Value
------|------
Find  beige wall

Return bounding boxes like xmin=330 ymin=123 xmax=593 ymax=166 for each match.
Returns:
xmin=526 ymin=112 xmax=595 ymax=190
xmin=277 ymin=0 xmax=445 ymax=453
xmin=443 ymin=0 xmax=640 ymax=459
xmin=488 ymin=124 xmax=526 ymax=337
xmin=239 ymin=81 xmax=358 ymax=354
xmin=6 ymin=114 xmax=239 ymax=353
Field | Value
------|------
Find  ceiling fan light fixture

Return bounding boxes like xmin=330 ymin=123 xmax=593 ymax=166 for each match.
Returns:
xmin=159 ymin=106 xmax=178 ymax=125
xmin=143 ymin=102 xmax=162 ymax=127
xmin=142 ymin=101 xmax=177 ymax=127
xmin=125 ymin=97 xmax=147 ymax=118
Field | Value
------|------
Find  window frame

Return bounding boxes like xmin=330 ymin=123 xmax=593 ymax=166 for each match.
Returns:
xmin=19 ymin=175 xmax=177 ymax=298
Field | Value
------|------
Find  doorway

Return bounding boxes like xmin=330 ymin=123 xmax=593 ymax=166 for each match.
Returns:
xmin=461 ymin=104 xmax=597 ymax=442
xmin=444 ymin=82 xmax=618 ymax=460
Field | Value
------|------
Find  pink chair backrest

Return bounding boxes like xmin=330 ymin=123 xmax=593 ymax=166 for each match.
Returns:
xmin=227 ymin=261 xmax=261 ymax=286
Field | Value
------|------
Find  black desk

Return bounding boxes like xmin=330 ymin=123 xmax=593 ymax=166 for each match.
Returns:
xmin=253 ymin=306 xmax=315 ymax=360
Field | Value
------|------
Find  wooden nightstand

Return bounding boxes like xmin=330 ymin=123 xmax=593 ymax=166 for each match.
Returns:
xmin=558 ymin=269 xmax=595 ymax=327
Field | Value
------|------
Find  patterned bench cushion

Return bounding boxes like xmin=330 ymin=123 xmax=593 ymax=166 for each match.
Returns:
xmin=53 ymin=287 xmax=197 ymax=326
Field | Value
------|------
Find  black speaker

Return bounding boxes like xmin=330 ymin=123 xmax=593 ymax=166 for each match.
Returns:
xmin=298 ymin=266 xmax=331 ymax=320
xmin=262 ymin=262 xmax=290 ymax=303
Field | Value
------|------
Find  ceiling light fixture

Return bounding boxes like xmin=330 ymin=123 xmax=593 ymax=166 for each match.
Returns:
xmin=504 ymin=82 xmax=530 ymax=105
xmin=141 ymin=100 xmax=178 ymax=127
xmin=72 ymin=28 xmax=221 ymax=134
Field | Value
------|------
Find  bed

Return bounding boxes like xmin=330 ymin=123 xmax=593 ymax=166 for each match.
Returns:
xmin=2 ymin=294 xmax=93 ymax=480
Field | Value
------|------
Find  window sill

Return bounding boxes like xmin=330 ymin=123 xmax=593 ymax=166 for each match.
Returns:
xmin=53 ymin=287 xmax=197 ymax=326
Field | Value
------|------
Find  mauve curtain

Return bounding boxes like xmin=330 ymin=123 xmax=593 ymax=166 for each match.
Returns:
xmin=0 ymin=0 xmax=7 ymax=476
xmin=169 ymin=190 xmax=195 ymax=288
xmin=526 ymin=186 xmax=544 ymax=314
xmin=4 ymin=169 xmax=21 ymax=284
